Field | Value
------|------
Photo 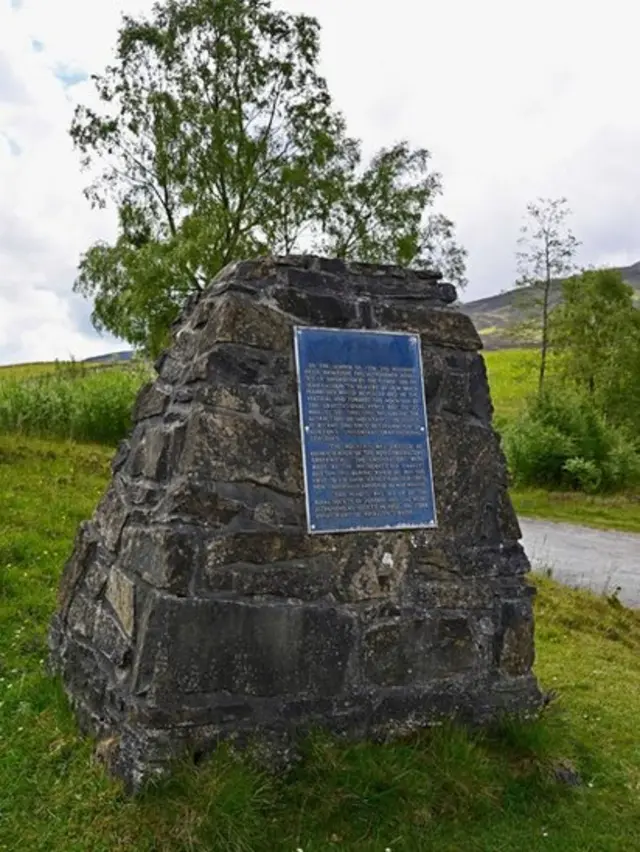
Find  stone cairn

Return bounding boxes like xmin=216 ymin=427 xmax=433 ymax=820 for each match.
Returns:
xmin=49 ymin=256 xmax=541 ymax=790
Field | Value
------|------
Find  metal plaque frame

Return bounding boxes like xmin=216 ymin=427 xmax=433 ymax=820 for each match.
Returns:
xmin=294 ymin=326 xmax=438 ymax=535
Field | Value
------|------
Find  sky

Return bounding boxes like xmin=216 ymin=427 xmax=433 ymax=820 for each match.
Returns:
xmin=1 ymin=0 xmax=639 ymax=365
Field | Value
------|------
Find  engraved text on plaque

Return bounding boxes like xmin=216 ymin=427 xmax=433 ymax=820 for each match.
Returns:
xmin=294 ymin=327 xmax=437 ymax=533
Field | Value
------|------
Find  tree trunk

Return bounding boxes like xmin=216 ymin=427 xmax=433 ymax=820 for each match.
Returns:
xmin=539 ymin=270 xmax=551 ymax=393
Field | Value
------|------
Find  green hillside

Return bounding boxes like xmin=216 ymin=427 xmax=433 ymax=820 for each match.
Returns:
xmin=461 ymin=261 xmax=640 ymax=350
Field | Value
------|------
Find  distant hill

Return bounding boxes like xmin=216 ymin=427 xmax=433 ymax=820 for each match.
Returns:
xmin=459 ymin=261 xmax=640 ymax=350
xmin=82 ymin=350 xmax=134 ymax=364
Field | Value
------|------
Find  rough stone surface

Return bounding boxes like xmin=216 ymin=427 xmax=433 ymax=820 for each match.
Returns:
xmin=105 ymin=567 xmax=136 ymax=638
xmin=48 ymin=255 xmax=542 ymax=791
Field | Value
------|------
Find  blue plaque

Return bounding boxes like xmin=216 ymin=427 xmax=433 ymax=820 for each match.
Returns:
xmin=294 ymin=326 xmax=437 ymax=534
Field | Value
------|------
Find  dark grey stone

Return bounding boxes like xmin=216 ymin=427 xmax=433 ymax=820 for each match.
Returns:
xmin=360 ymin=612 xmax=488 ymax=688
xmin=65 ymin=592 xmax=98 ymax=641
xmin=132 ymin=383 xmax=170 ymax=423
xmin=57 ymin=521 xmax=100 ymax=616
xmin=94 ymin=606 xmax=132 ymax=668
xmin=118 ymin=525 xmax=204 ymax=596
xmin=269 ymin=285 xmax=358 ymax=327
xmin=124 ymin=422 xmax=187 ymax=483
xmin=48 ymin=254 xmax=541 ymax=791
xmin=200 ymin=554 xmax=335 ymax=601
xmin=133 ymin=596 xmax=357 ymax=700
xmin=94 ymin=481 xmax=130 ymax=552
xmin=177 ymin=408 xmax=302 ymax=493
xmin=377 ymin=303 xmax=482 ymax=350
xmin=469 ymin=354 xmax=495 ymax=423
xmin=111 ymin=440 xmax=131 ymax=474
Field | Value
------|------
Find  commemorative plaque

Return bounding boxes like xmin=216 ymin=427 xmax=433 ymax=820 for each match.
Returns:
xmin=294 ymin=326 xmax=437 ymax=534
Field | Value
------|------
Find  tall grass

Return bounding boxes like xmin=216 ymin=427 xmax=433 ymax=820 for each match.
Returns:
xmin=0 ymin=362 xmax=150 ymax=445
xmin=0 ymin=359 xmax=109 ymax=381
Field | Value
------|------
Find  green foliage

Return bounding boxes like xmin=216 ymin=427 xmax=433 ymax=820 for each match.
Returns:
xmin=551 ymin=267 xmax=640 ymax=431
xmin=515 ymin=198 xmax=580 ymax=390
xmin=485 ymin=331 xmax=640 ymax=499
xmin=0 ymin=362 xmax=149 ymax=445
xmin=73 ymin=0 xmax=466 ymax=355
xmin=504 ymin=387 xmax=640 ymax=492
xmin=3 ymin=435 xmax=640 ymax=850
xmin=561 ymin=457 xmax=602 ymax=494
xmin=506 ymin=414 xmax=575 ymax=487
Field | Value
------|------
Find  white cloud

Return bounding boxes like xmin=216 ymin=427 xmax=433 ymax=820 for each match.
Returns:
xmin=0 ymin=0 xmax=126 ymax=364
xmin=0 ymin=286 xmax=117 ymax=363
xmin=1 ymin=0 xmax=639 ymax=364
xmin=280 ymin=0 xmax=640 ymax=293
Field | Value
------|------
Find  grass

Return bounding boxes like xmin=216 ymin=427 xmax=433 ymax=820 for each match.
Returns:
xmin=484 ymin=348 xmax=539 ymax=426
xmin=0 ymin=361 xmax=150 ymax=445
xmin=511 ymin=488 xmax=640 ymax=534
xmin=2 ymin=433 xmax=640 ymax=850
xmin=0 ymin=361 xmax=71 ymax=381
xmin=0 ymin=360 xmax=110 ymax=381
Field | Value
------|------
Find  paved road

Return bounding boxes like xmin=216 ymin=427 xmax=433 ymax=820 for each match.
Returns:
xmin=520 ymin=518 xmax=640 ymax=607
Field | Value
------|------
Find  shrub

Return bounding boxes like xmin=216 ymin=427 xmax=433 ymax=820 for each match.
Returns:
xmin=504 ymin=387 xmax=640 ymax=492
xmin=601 ymin=431 xmax=640 ymax=490
xmin=562 ymin=457 xmax=602 ymax=494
